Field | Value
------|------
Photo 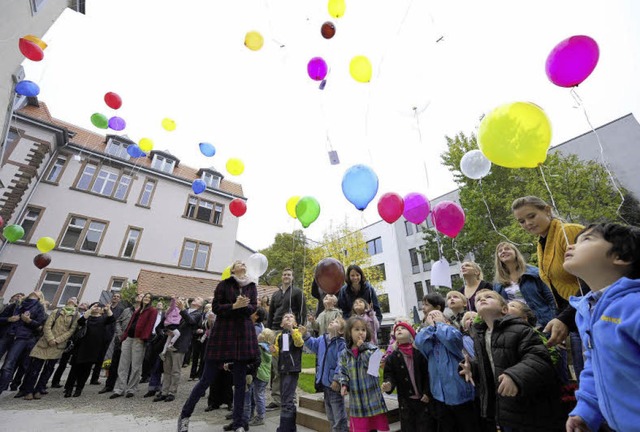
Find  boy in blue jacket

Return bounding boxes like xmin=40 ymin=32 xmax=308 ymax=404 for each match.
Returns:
xmin=563 ymin=223 xmax=640 ymax=432
xmin=303 ymin=317 xmax=347 ymax=432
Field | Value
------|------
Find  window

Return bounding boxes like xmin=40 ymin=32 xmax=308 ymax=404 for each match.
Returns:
xmin=105 ymin=139 xmax=131 ymax=160
xmin=423 ymin=258 xmax=432 ymax=272
xmin=405 ymin=221 xmax=414 ymax=236
xmin=202 ymin=172 xmax=221 ymax=188
xmin=75 ymin=164 xmax=132 ymax=200
xmin=113 ymin=175 xmax=132 ymax=200
xmin=45 ymin=156 xmax=67 ymax=183
xmin=0 ymin=265 xmax=16 ymax=295
xmin=378 ymin=294 xmax=390 ymax=314
xmin=409 ymin=248 xmax=421 ymax=274
xmin=370 ymin=263 xmax=386 ymax=281
xmin=414 ymin=281 xmax=424 ymax=302
xmin=39 ymin=271 xmax=88 ymax=307
xmin=137 ymin=179 xmax=157 ymax=207
xmin=59 ymin=215 xmax=107 ymax=253
xmin=91 ymin=168 xmax=118 ymax=196
xmin=367 ymin=237 xmax=383 ymax=255
xmin=185 ymin=196 xmax=224 ymax=225
xmin=151 ymin=155 xmax=175 ymax=173
xmin=179 ymin=239 xmax=211 ymax=270
xmin=415 ymin=223 xmax=423 ymax=233
xmin=425 ymin=279 xmax=432 ymax=294
xmin=121 ymin=227 xmax=142 ymax=258
xmin=426 ymin=218 xmax=434 ymax=229
xmin=76 ymin=164 xmax=96 ymax=190
xmin=60 ymin=275 xmax=84 ymax=306
xmin=109 ymin=277 xmax=127 ymax=293
xmin=18 ymin=206 xmax=44 ymax=242
xmin=30 ymin=0 xmax=47 ymax=14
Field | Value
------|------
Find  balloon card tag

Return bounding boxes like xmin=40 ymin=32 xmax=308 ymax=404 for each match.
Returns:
xmin=328 ymin=150 xmax=340 ymax=165
xmin=282 ymin=333 xmax=290 ymax=352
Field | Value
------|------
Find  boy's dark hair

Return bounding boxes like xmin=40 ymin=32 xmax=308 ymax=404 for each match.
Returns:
xmin=344 ymin=316 xmax=372 ymax=347
xmin=254 ymin=306 xmax=266 ymax=323
xmin=422 ymin=293 xmax=446 ymax=311
xmin=579 ymin=223 xmax=640 ymax=279
xmin=511 ymin=300 xmax=537 ymax=327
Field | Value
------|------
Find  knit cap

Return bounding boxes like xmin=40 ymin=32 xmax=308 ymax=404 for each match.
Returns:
xmin=164 ymin=298 xmax=181 ymax=326
xmin=393 ymin=322 xmax=416 ymax=339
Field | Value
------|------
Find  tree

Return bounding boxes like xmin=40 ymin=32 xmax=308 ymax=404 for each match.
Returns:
xmin=259 ymin=230 xmax=312 ymax=289
xmin=120 ymin=280 xmax=138 ymax=308
xmin=421 ymin=132 xmax=640 ymax=282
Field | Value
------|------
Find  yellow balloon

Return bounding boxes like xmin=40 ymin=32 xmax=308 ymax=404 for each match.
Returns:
xmin=24 ymin=34 xmax=47 ymax=50
xmin=139 ymin=138 xmax=154 ymax=153
xmin=286 ymin=196 xmax=300 ymax=219
xmin=349 ymin=55 xmax=372 ymax=83
xmin=221 ymin=266 xmax=231 ymax=280
xmin=244 ymin=31 xmax=264 ymax=51
xmin=226 ymin=158 xmax=245 ymax=176
xmin=478 ymin=102 xmax=552 ymax=168
xmin=162 ymin=118 xmax=176 ymax=132
xmin=328 ymin=0 xmax=346 ymax=18
xmin=36 ymin=236 xmax=55 ymax=253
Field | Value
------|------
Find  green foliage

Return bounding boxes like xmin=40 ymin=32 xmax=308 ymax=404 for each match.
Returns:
xmin=120 ymin=281 xmax=138 ymax=307
xmin=259 ymin=230 xmax=311 ymax=289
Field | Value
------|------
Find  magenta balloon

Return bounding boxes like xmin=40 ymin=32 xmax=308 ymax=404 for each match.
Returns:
xmin=307 ymin=57 xmax=328 ymax=81
xmin=546 ymin=35 xmax=599 ymax=88
xmin=377 ymin=192 xmax=404 ymax=224
xmin=403 ymin=193 xmax=430 ymax=225
xmin=431 ymin=201 xmax=465 ymax=238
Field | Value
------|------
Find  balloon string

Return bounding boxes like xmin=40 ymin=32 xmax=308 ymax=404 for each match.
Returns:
xmin=414 ymin=108 xmax=430 ymax=189
xmin=538 ymin=165 xmax=570 ymax=247
xmin=451 ymin=238 xmax=463 ymax=264
xmin=477 ymin=180 xmax=533 ymax=247
xmin=570 ymin=88 xmax=628 ymax=223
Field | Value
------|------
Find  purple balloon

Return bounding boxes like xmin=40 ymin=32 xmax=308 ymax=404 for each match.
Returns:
xmin=431 ymin=201 xmax=465 ymax=238
xmin=546 ymin=35 xmax=599 ymax=88
xmin=108 ymin=116 xmax=126 ymax=131
xmin=307 ymin=57 xmax=328 ymax=81
xmin=403 ymin=192 xmax=430 ymax=224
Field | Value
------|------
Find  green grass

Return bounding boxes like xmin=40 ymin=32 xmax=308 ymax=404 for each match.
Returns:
xmin=301 ymin=352 xmax=316 ymax=369
xmin=298 ymin=372 xmax=317 ymax=393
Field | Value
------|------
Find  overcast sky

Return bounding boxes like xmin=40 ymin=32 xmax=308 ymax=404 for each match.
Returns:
xmin=24 ymin=0 xmax=640 ymax=250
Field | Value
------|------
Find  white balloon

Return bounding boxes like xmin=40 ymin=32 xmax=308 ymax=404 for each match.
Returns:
xmin=430 ymin=258 xmax=452 ymax=288
xmin=460 ymin=149 xmax=491 ymax=180
xmin=247 ymin=253 xmax=269 ymax=278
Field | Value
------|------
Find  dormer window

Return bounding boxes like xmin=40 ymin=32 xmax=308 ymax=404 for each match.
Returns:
xmin=105 ymin=138 xmax=131 ymax=160
xmin=151 ymin=154 xmax=175 ymax=173
xmin=202 ymin=172 xmax=221 ymax=188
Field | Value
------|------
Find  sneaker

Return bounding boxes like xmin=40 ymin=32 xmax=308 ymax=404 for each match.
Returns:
xmin=23 ymin=393 xmax=34 ymax=400
xmin=249 ymin=417 xmax=264 ymax=426
xmin=234 ymin=428 xmax=246 ymax=432
xmin=265 ymin=402 xmax=279 ymax=411
xmin=143 ymin=390 xmax=157 ymax=398
xmin=89 ymin=380 xmax=101 ymax=385
xmin=154 ymin=394 xmax=167 ymax=402
xmin=33 ymin=392 xmax=42 ymax=400
xmin=164 ymin=394 xmax=175 ymax=402
xmin=177 ymin=416 xmax=189 ymax=432
xmin=98 ymin=387 xmax=113 ymax=394
xmin=109 ymin=393 xmax=123 ymax=399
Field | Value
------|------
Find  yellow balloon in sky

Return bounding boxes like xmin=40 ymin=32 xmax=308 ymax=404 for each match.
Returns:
xmin=221 ymin=266 xmax=231 ymax=280
xmin=24 ymin=34 xmax=47 ymax=50
xmin=139 ymin=138 xmax=154 ymax=153
xmin=478 ymin=102 xmax=552 ymax=168
xmin=349 ymin=55 xmax=372 ymax=83
xmin=244 ymin=31 xmax=264 ymax=51
xmin=286 ymin=196 xmax=300 ymax=219
xmin=328 ymin=0 xmax=346 ymax=18
xmin=226 ymin=158 xmax=245 ymax=176
xmin=161 ymin=118 xmax=176 ymax=132
xmin=36 ymin=236 xmax=55 ymax=253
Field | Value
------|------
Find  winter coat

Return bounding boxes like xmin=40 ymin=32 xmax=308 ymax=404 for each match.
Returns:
xmin=274 ymin=328 xmax=304 ymax=374
xmin=30 ymin=308 xmax=79 ymax=360
xmin=336 ymin=342 xmax=387 ymax=418
xmin=383 ymin=347 xmax=431 ymax=403
xmin=73 ymin=314 xmax=115 ymax=364
xmin=206 ymin=277 xmax=259 ymax=362
xmin=570 ymin=277 xmax=640 ymax=432
xmin=122 ymin=305 xmax=157 ymax=342
xmin=113 ymin=307 xmax=133 ymax=348
xmin=267 ymin=285 xmax=307 ymax=331
xmin=256 ymin=342 xmax=272 ymax=383
xmin=0 ymin=298 xmax=46 ymax=339
xmin=494 ymin=265 xmax=557 ymax=328
xmin=337 ymin=281 xmax=383 ymax=323
xmin=471 ymin=315 xmax=562 ymax=431
xmin=304 ymin=333 xmax=346 ymax=387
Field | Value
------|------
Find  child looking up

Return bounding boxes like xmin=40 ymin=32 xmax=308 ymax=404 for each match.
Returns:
xmin=351 ymin=298 xmax=379 ymax=345
xmin=420 ymin=293 xmax=446 ymax=329
xmin=381 ymin=316 xmax=411 ymax=365
xmin=246 ymin=328 xmax=275 ymax=427
xmin=308 ymin=294 xmax=342 ymax=336
xmin=445 ymin=291 xmax=468 ymax=330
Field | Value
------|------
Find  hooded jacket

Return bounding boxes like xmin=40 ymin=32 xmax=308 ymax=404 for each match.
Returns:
xmin=304 ymin=332 xmax=346 ymax=387
xmin=0 ymin=298 xmax=45 ymax=339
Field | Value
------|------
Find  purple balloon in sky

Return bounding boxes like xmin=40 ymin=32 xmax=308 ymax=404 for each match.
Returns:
xmin=108 ymin=116 xmax=126 ymax=131
xmin=545 ymin=35 xmax=599 ymax=88
xmin=403 ymin=192 xmax=430 ymax=225
xmin=307 ymin=57 xmax=328 ymax=81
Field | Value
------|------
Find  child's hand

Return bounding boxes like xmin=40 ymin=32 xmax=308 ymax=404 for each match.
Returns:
xmin=381 ymin=382 xmax=392 ymax=392
xmin=566 ymin=415 xmax=590 ymax=432
xmin=269 ymin=344 xmax=276 ymax=354
xmin=330 ymin=381 xmax=340 ymax=392
xmin=356 ymin=337 xmax=364 ymax=348
xmin=340 ymin=385 xmax=348 ymax=396
xmin=497 ymin=373 xmax=518 ymax=397
xmin=7 ymin=315 xmax=19 ymax=322
xmin=459 ymin=352 xmax=475 ymax=386
xmin=297 ymin=325 xmax=307 ymax=336
xmin=429 ymin=310 xmax=446 ymax=324
xmin=307 ymin=314 xmax=315 ymax=323
xmin=420 ymin=394 xmax=430 ymax=403
xmin=223 ymin=363 xmax=230 ymax=371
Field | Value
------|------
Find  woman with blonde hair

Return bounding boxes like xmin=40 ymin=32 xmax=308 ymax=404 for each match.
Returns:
xmin=458 ymin=261 xmax=493 ymax=312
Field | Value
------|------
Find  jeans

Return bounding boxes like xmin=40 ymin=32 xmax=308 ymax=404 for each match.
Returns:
xmin=0 ymin=336 xmax=34 ymax=392
xmin=243 ymin=380 xmax=255 ymax=424
xmin=280 ymin=373 xmax=299 ymax=416
xmin=570 ymin=331 xmax=584 ymax=382
xmin=323 ymin=386 xmax=348 ymax=432
xmin=22 ymin=357 xmax=58 ymax=394
xmin=253 ymin=378 xmax=268 ymax=419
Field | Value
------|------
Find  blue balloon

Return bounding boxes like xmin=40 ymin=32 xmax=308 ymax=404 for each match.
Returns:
xmin=15 ymin=80 xmax=40 ymax=97
xmin=341 ymin=164 xmax=379 ymax=211
xmin=127 ymin=144 xmax=144 ymax=158
xmin=192 ymin=179 xmax=206 ymax=194
xmin=199 ymin=142 xmax=216 ymax=157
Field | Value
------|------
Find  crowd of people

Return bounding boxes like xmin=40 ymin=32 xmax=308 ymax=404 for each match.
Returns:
xmin=1 ymin=195 xmax=639 ymax=432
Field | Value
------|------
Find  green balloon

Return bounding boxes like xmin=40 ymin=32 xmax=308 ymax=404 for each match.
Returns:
xmin=90 ymin=113 xmax=109 ymax=129
xmin=295 ymin=196 xmax=321 ymax=228
xmin=3 ymin=224 xmax=25 ymax=243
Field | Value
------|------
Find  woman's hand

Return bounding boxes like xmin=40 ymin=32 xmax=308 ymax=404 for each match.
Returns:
xmin=232 ymin=295 xmax=250 ymax=310
xmin=544 ymin=318 xmax=569 ymax=347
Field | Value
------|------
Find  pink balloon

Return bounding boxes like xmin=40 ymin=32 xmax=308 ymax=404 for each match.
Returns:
xmin=377 ymin=192 xmax=404 ymax=224
xmin=431 ymin=201 xmax=465 ymax=238
xmin=403 ymin=193 xmax=430 ymax=225
xmin=307 ymin=57 xmax=328 ymax=81
xmin=546 ymin=35 xmax=599 ymax=88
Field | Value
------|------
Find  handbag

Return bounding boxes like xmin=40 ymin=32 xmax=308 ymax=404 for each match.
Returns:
xmin=63 ymin=323 xmax=87 ymax=354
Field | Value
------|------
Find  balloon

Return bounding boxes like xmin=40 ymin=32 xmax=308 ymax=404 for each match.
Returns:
xmin=192 ymin=179 xmax=206 ymax=194
xmin=478 ymin=102 xmax=552 ymax=168
xmin=341 ymin=164 xmax=378 ymax=211
xmin=226 ymin=158 xmax=245 ymax=176
xmin=307 ymin=57 xmax=328 ymax=81
xmin=199 ymin=142 xmax=216 ymax=157
xmin=23 ymin=35 xmax=47 ymax=50
xmin=90 ymin=113 xmax=109 ymax=129
xmin=15 ymin=80 xmax=40 ymax=97
xmin=139 ymin=138 xmax=154 ymax=153
xmin=321 ymin=22 xmax=336 ymax=39
xmin=0 ymin=216 xmax=4 ymax=229
xmin=126 ymin=144 xmax=144 ymax=158
xmin=546 ymin=35 xmax=599 ymax=88
xmin=430 ymin=258 xmax=452 ymax=288
xmin=229 ymin=198 xmax=247 ymax=217
xmin=36 ymin=236 xmax=55 ymax=253
xmin=460 ymin=149 xmax=491 ymax=180
xmin=244 ymin=31 xmax=264 ymax=51
xmin=349 ymin=56 xmax=372 ymax=83
xmin=19 ymin=38 xmax=44 ymax=61
xmin=403 ymin=193 xmax=430 ymax=224
xmin=295 ymin=196 xmax=321 ymax=228
xmin=314 ymin=257 xmax=345 ymax=295
xmin=247 ymin=253 xmax=269 ymax=278
xmin=328 ymin=0 xmax=346 ymax=18
xmin=34 ymin=253 xmax=52 ymax=270
xmin=3 ymin=224 xmax=25 ymax=242
xmin=431 ymin=201 xmax=465 ymax=238
xmin=286 ymin=196 xmax=300 ymax=219
xmin=108 ymin=116 xmax=126 ymax=131
xmin=221 ymin=265 xmax=231 ymax=280
xmin=104 ymin=92 xmax=122 ymax=109
xmin=162 ymin=118 xmax=176 ymax=131
xmin=377 ymin=192 xmax=404 ymax=224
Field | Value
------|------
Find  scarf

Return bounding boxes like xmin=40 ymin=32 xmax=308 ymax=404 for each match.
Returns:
xmin=62 ymin=306 xmax=76 ymax=315
xmin=397 ymin=342 xmax=414 ymax=357
xmin=233 ymin=275 xmax=254 ymax=287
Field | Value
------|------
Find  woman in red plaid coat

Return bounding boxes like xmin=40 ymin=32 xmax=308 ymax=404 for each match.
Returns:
xmin=178 ymin=260 xmax=259 ymax=432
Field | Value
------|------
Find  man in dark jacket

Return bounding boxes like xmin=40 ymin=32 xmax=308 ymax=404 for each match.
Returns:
xmin=90 ymin=292 xmax=125 ymax=385
xmin=184 ymin=297 xmax=204 ymax=373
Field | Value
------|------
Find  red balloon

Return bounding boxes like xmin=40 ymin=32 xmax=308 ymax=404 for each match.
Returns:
xmin=314 ymin=258 xmax=345 ymax=295
xmin=34 ymin=253 xmax=51 ymax=269
xmin=321 ymin=22 xmax=336 ymax=39
xmin=0 ymin=216 xmax=4 ymax=229
xmin=229 ymin=199 xmax=247 ymax=217
xmin=377 ymin=192 xmax=404 ymax=224
xmin=19 ymin=38 xmax=44 ymax=61
xmin=104 ymin=92 xmax=122 ymax=110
